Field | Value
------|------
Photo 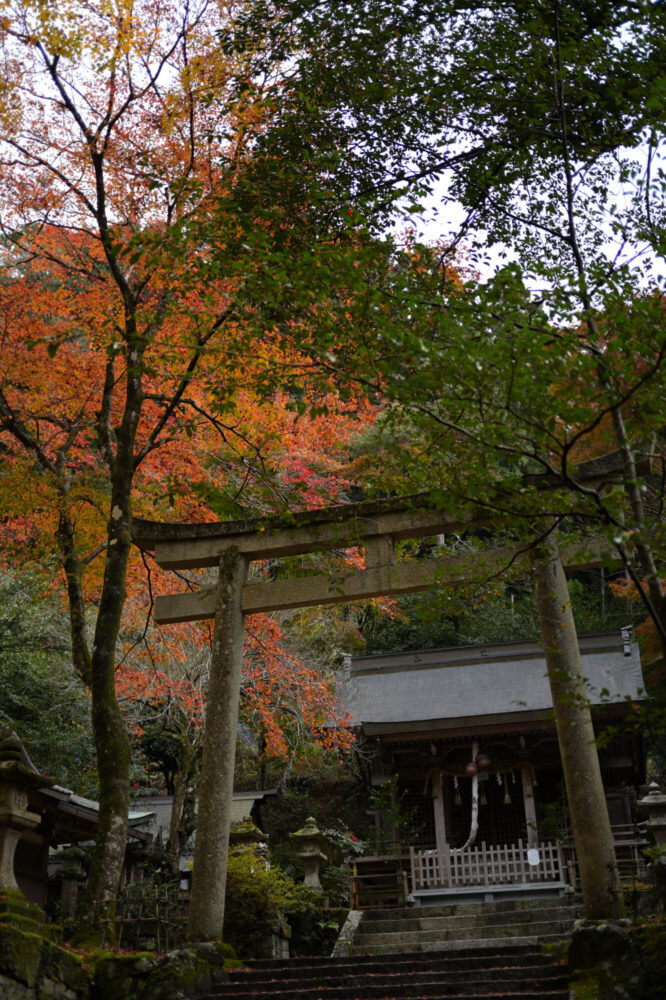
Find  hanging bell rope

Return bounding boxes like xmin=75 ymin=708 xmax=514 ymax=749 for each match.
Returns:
xmin=451 ymin=741 xmax=479 ymax=853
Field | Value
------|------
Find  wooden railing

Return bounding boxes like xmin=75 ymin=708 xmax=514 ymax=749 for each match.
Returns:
xmin=410 ymin=838 xmax=566 ymax=891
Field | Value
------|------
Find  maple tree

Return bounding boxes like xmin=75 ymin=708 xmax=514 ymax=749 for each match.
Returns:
xmin=0 ymin=0 xmax=376 ymax=930
xmin=0 ymin=0 xmax=243 ymax=923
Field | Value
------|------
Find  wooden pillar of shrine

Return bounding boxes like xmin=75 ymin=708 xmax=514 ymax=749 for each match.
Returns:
xmin=432 ymin=771 xmax=449 ymax=858
xmin=521 ymin=765 xmax=539 ymax=848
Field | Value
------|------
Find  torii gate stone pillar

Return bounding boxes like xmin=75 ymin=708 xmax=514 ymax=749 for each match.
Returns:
xmin=186 ymin=547 xmax=247 ymax=942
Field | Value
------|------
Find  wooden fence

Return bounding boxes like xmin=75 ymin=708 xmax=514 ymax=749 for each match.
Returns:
xmin=410 ymin=838 xmax=566 ymax=891
xmin=112 ymin=884 xmax=189 ymax=950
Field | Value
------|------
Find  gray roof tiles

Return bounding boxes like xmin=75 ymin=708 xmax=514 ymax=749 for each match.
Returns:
xmin=338 ymin=632 xmax=643 ymax=736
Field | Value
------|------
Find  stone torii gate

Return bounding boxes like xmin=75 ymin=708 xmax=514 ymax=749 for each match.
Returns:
xmin=132 ymin=450 xmax=632 ymax=940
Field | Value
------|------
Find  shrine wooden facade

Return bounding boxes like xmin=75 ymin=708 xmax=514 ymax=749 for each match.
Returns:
xmin=338 ymin=630 xmax=647 ymax=905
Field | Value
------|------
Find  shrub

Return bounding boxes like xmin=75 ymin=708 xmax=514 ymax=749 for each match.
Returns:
xmin=223 ymin=847 xmax=320 ymax=959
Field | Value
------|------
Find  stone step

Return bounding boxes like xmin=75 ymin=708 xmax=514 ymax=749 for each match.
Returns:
xmin=355 ymin=905 xmax=581 ymax=936
xmin=360 ymin=897 xmax=576 ymax=921
xmin=212 ymin=963 xmax=569 ymax=1000
xmin=203 ymin=942 xmax=569 ymax=1000
xmin=212 ymin=993 xmax=567 ymax=1000
xmin=236 ymin=943 xmax=546 ymax=971
xmin=226 ymin=951 xmax=557 ymax=982
xmin=220 ymin=968 xmax=567 ymax=993
xmin=213 ymin=979 xmax=569 ymax=1000
xmin=355 ymin=934 xmax=567 ymax=955
xmin=353 ymin=918 xmax=574 ymax=949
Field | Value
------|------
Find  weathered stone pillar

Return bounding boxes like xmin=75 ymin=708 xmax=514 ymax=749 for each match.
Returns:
xmin=187 ymin=547 xmax=248 ymax=942
xmin=532 ymin=536 xmax=624 ymax=919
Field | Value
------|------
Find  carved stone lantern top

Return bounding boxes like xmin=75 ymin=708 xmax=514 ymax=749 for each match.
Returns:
xmin=0 ymin=730 xmax=55 ymax=913
xmin=290 ymin=816 xmax=327 ymax=856
xmin=637 ymin=781 xmax=666 ymax=812
xmin=637 ymin=781 xmax=666 ymax=845
xmin=229 ymin=818 xmax=267 ymax=845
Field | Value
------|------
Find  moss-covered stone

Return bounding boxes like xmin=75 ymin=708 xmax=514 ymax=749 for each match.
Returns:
xmin=568 ymin=920 xmax=643 ymax=999
xmin=91 ymin=952 xmax=155 ymax=1000
xmin=569 ymin=975 xmax=603 ymax=1000
xmin=0 ymin=970 xmax=34 ymax=999
xmin=0 ymin=923 xmax=43 ymax=986
xmin=628 ymin=918 xmax=666 ymax=1000
xmin=0 ymin=889 xmax=46 ymax=926
xmin=0 ymin=924 xmax=233 ymax=1000
xmin=138 ymin=950 xmax=213 ymax=1000
xmin=91 ymin=947 xmax=227 ymax=1000
xmin=36 ymin=937 xmax=88 ymax=998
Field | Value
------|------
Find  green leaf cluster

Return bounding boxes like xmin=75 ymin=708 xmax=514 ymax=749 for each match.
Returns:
xmin=0 ymin=571 xmax=97 ymax=796
xmin=223 ymin=846 xmax=320 ymax=958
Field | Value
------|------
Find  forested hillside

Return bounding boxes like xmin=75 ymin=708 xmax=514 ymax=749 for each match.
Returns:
xmin=0 ymin=0 xmax=664 ymax=953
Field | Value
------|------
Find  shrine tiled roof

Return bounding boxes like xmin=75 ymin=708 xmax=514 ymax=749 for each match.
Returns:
xmin=337 ymin=630 xmax=644 ymax=736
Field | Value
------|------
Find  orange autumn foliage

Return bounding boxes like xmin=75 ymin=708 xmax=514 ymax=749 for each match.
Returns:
xmin=0 ymin=225 xmax=374 ymax=765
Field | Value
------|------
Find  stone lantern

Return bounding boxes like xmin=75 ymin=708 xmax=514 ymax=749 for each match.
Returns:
xmin=0 ymin=730 xmax=54 ymax=924
xmin=290 ymin=816 xmax=328 ymax=891
xmin=229 ymin=818 xmax=268 ymax=855
xmin=636 ymin=781 xmax=666 ymax=845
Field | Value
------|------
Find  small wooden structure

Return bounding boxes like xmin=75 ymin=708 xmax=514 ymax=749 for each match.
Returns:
xmin=338 ymin=631 xmax=647 ymax=906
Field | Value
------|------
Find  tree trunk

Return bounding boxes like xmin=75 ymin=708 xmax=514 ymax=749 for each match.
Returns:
xmin=168 ymin=766 xmax=188 ymax=876
xmin=532 ymin=535 xmax=624 ymax=919
xmin=82 ymin=678 xmax=132 ymax=931
xmin=187 ymin=546 xmax=248 ymax=942
xmin=167 ymin=738 xmax=199 ymax=876
xmin=78 ymin=367 xmax=141 ymax=932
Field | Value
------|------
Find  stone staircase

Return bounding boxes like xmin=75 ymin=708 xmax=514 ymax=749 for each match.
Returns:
xmin=203 ymin=897 xmax=580 ymax=1000
xmin=206 ymin=947 xmax=569 ymax=999
xmin=347 ymin=896 xmax=581 ymax=954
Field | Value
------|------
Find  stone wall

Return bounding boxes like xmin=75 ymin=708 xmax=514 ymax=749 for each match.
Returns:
xmin=0 ymin=924 xmax=230 ymax=1000
xmin=568 ymin=917 xmax=666 ymax=1000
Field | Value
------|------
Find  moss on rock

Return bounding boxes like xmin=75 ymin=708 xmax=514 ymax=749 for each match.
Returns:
xmin=0 ymin=924 xmax=43 ymax=987
xmin=0 ymin=970 xmax=34 ymax=999
xmin=138 ymin=950 xmax=213 ymax=1000
xmin=36 ymin=937 xmax=88 ymax=998
xmin=569 ymin=976 xmax=603 ymax=1000
xmin=0 ymin=923 xmax=232 ymax=1000
xmin=92 ymin=952 xmax=156 ymax=1000
xmin=568 ymin=920 xmax=643 ymax=999
xmin=628 ymin=918 xmax=666 ymax=1000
